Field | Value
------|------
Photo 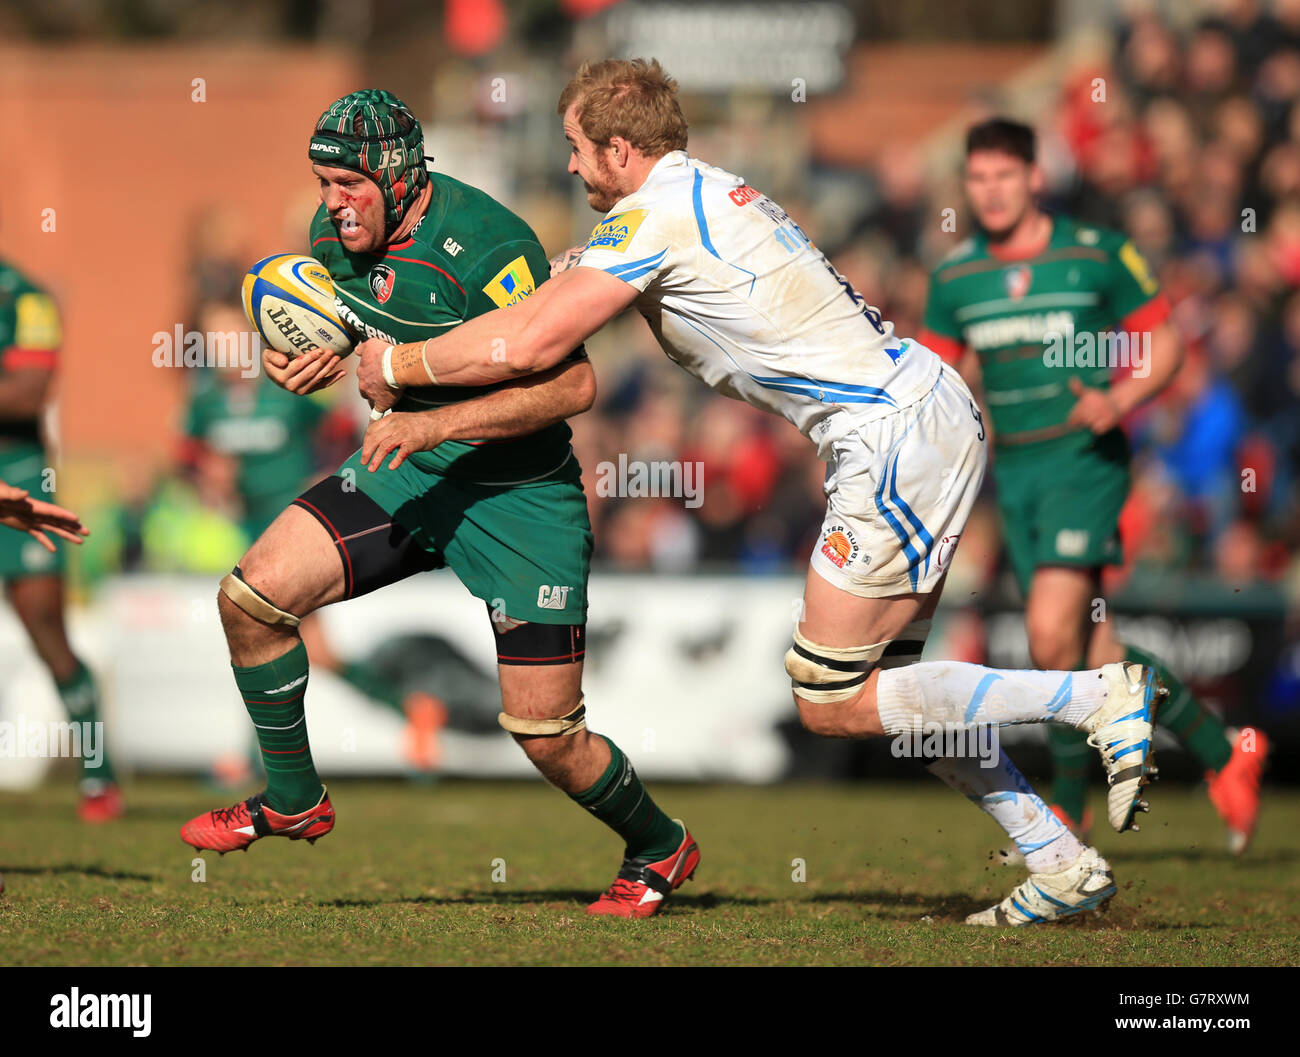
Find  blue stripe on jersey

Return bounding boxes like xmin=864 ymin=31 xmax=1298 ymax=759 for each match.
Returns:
xmin=603 ymin=248 xmax=667 ymax=280
xmin=692 ymin=169 xmax=758 ymax=295
xmin=750 ymin=373 xmax=899 ymax=406
xmin=754 ymin=381 xmax=896 ymax=406
xmin=676 ymin=315 xmax=897 ymax=408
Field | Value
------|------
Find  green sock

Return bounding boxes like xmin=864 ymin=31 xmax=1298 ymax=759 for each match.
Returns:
xmin=232 ymin=641 xmax=324 ymax=815
xmin=1045 ymin=724 xmax=1092 ymax=822
xmin=572 ymin=736 xmax=682 ymax=861
xmin=1125 ymin=645 xmax=1231 ymax=772
xmin=56 ymin=659 xmax=115 ymax=785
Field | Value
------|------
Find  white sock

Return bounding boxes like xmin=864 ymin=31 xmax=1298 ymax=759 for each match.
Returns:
xmin=876 ymin=662 xmax=1109 ymax=732
xmin=926 ymin=752 xmax=1086 ymax=873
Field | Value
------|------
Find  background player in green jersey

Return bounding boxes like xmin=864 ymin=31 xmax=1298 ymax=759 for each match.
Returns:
xmin=182 ymin=91 xmax=697 ymax=918
xmin=0 ymin=260 xmax=121 ymax=821
xmin=920 ymin=118 xmax=1267 ymax=853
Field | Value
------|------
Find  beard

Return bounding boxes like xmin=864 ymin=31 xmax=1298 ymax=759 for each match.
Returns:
xmin=583 ymin=153 xmax=622 ymax=213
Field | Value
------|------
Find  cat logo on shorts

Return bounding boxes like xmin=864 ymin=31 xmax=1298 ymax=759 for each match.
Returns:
xmin=369 ymin=264 xmax=396 ymax=305
xmin=820 ymin=524 xmax=860 ymax=569
xmin=537 ymin=584 xmax=572 ymax=610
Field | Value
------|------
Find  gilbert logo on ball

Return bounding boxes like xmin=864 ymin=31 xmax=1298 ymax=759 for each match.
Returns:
xmin=241 ymin=254 xmax=354 ymax=357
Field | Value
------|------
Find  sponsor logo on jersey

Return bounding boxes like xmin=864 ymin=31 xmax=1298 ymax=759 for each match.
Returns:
xmin=820 ymin=524 xmax=860 ymax=569
xmin=965 ymin=310 xmax=1074 ymax=350
xmin=369 ymin=264 xmax=396 ymax=304
xmin=483 ymin=255 xmax=536 ymax=308
xmin=443 ymin=237 xmax=464 ymax=257
xmin=537 ymin=585 xmax=571 ymax=610
xmin=335 ymin=299 xmax=396 ymax=345
xmin=14 ymin=293 xmax=60 ymax=349
xmin=585 ymin=209 xmax=648 ymax=253
xmin=1055 ymin=528 xmax=1089 ymax=557
xmin=1118 ymin=240 xmax=1159 ymax=296
xmin=729 ymin=184 xmax=762 ymax=206
xmin=1003 ymin=264 xmax=1032 ymax=301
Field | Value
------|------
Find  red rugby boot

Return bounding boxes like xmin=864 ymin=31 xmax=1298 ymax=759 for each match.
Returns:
xmin=181 ymin=789 xmax=334 ymax=854
xmin=587 ymin=821 xmax=700 ymax=919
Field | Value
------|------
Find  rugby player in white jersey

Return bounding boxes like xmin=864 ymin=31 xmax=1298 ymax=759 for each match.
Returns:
xmin=353 ymin=59 xmax=1167 ymax=926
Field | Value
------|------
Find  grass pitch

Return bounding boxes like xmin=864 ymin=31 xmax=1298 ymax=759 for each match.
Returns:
xmin=1 ymin=777 xmax=1297 ymax=966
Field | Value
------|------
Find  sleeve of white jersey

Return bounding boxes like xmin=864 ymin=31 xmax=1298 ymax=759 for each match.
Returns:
xmin=575 ymin=205 xmax=674 ymax=293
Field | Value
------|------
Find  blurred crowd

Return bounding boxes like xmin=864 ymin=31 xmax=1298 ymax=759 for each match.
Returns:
xmin=576 ymin=0 xmax=1300 ymax=598
xmin=75 ymin=0 xmax=1300 ymax=601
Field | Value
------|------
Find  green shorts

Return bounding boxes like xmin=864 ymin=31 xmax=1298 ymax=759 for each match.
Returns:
xmin=0 ymin=443 xmax=64 ymax=580
xmin=993 ymin=428 xmax=1129 ymax=596
xmin=333 ymin=447 xmax=592 ymax=624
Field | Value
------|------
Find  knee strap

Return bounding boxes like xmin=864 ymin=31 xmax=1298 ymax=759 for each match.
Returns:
xmin=219 ymin=565 xmax=302 ymax=629
xmin=498 ymin=695 xmax=587 ymax=736
xmin=785 ymin=628 xmax=888 ymax=704
xmin=877 ymin=618 xmax=932 ymax=669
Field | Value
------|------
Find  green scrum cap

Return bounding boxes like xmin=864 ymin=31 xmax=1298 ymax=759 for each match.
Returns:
xmin=308 ymin=89 xmax=430 ymax=234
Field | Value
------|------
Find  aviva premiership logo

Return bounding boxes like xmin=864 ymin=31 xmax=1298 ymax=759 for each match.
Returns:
xmin=586 ymin=209 xmax=648 ymax=253
xmin=483 ymin=255 xmax=536 ymax=308
xmin=369 ymin=264 xmax=396 ymax=305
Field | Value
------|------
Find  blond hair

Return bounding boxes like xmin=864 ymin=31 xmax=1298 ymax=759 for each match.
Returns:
xmin=557 ymin=58 xmax=688 ymax=158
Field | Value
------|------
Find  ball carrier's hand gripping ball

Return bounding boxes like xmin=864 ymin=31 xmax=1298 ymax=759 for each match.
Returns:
xmin=307 ymin=88 xmax=431 ymax=237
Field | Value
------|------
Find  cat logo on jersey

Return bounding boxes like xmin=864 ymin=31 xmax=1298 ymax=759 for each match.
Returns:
xmin=1003 ymin=265 xmax=1032 ymax=302
xmin=586 ymin=209 xmax=648 ymax=253
xmin=14 ymin=293 xmax=60 ymax=349
xmin=820 ymin=524 xmax=860 ymax=569
xmin=483 ymin=256 xmax=537 ymax=308
xmin=369 ymin=264 xmax=396 ymax=305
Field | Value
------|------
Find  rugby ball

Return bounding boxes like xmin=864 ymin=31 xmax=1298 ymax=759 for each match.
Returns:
xmin=241 ymin=254 xmax=353 ymax=356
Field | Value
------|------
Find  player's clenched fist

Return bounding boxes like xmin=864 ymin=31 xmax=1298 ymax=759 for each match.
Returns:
xmin=362 ymin=409 xmax=448 ymax=472
xmin=262 ymin=346 xmax=347 ymax=395
xmin=355 ymin=337 xmax=402 ymax=415
xmin=1066 ymin=376 xmax=1122 ymax=434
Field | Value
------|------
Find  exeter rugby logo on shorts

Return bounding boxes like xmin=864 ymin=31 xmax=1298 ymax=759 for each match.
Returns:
xmin=1003 ymin=264 xmax=1032 ymax=301
xmin=820 ymin=524 xmax=860 ymax=569
xmin=369 ymin=264 xmax=396 ymax=304
xmin=585 ymin=209 xmax=648 ymax=253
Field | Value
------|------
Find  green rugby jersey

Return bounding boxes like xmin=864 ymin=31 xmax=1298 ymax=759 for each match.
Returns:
xmin=184 ymin=373 xmax=328 ymax=536
xmin=311 ymin=173 xmax=578 ymax=484
xmin=0 ymin=259 xmax=60 ymax=448
xmin=921 ymin=215 xmax=1167 ymax=450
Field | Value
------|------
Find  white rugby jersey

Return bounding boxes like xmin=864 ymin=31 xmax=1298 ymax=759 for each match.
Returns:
xmin=576 ymin=151 xmax=940 ymax=454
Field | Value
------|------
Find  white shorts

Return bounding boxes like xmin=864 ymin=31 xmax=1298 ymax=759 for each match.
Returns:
xmin=809 ymin=364 xmax=988 ymax=597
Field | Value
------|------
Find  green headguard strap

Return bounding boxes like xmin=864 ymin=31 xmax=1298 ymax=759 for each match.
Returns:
xmin=308 ymin=89 xmax=430 ymax=235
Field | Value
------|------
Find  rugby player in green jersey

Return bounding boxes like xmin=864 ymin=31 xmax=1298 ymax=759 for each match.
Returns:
xmin=0 ymin=262 xmax=121 ymax=821
xmin=181 ymin=91 xmax=698 ymax=918
xmin=919 ymin=118 xmax=1267 ymax=854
